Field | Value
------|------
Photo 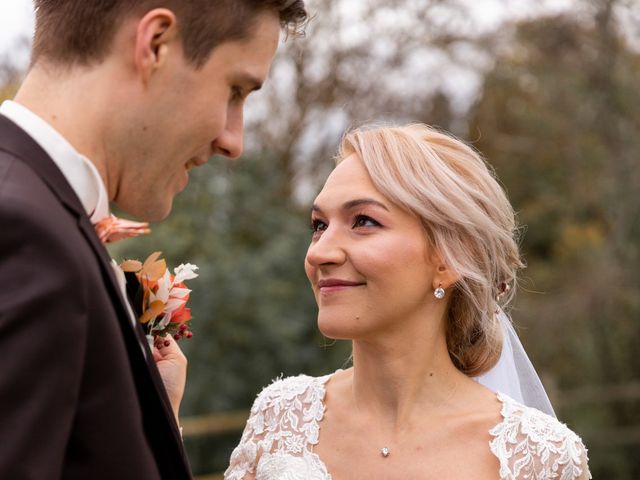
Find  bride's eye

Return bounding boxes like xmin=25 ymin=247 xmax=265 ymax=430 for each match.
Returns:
xmin=311 ymin=218 xmax=328 ymax=234
xmin=353 ymin=215 xmax=381 ymax=228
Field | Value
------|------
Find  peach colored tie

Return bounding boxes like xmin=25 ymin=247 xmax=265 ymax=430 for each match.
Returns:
xmin=93 ymin=214 xmax=150 ymax=243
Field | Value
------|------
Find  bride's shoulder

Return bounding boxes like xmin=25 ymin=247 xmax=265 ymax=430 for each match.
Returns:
xmin=491 ymin=392 xmax=584 ymax=445
xmin=490 ymin=393 xmax=591 ymax=480
xmin=249 ymin=372 xmax=333 ymax=415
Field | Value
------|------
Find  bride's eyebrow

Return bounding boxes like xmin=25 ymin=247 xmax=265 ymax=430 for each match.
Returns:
xmin=343 ymin=198 xmax=389 ymax=211
xmin=311 ymin=198 xmax=389 ymax=214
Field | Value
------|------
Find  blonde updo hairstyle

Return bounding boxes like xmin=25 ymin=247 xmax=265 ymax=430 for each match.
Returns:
xmin=336 ymin=124 xmax=524 ymax=376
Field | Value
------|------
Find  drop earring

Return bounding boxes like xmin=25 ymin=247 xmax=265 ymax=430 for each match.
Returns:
xmin=434 ymin=284 xmax=445 ymax=299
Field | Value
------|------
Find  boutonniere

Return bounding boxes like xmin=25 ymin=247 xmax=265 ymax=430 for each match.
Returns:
xmin=120 ymin=252 xmax=199 ymax=348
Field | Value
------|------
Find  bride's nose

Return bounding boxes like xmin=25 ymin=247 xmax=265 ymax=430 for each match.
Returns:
xmin=305 ymin=227 xmax=347 ymax=267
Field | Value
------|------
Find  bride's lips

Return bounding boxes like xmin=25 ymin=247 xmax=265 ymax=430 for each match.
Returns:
xmin=317 ymin=279 xmax=365 ymax=294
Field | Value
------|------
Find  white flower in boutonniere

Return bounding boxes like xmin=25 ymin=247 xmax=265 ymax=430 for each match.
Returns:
xmin=120 ymin=252 xmax=199 ymax=349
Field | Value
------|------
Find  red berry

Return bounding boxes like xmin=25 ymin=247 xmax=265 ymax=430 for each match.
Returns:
xmin=174 ymin=334 xmax=181 ymax=341
xmin=185 ymin=331 xmax=193 ymax=339
xmin=180 ymin=324 xmax=188 ymax=331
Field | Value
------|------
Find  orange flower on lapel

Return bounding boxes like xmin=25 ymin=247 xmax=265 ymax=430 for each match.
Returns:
xmin=120 ymin=252 xmax=198 ymax=346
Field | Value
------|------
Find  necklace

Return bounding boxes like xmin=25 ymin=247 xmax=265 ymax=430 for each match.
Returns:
xmin=380 ymin=447 xmax=391 ymax=457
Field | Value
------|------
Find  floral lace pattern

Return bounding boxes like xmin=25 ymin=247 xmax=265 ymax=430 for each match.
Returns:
xmin=225 ymin=374 xmax=590 ymax=480
xmin=490 ymin=393 xmax=591 ymax=479
xmin=225 ymin=374 xmax=332 ymax=480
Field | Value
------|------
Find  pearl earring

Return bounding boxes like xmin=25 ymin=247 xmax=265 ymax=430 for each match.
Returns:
xmin=434 ymin=284 xmax=445 ymax=299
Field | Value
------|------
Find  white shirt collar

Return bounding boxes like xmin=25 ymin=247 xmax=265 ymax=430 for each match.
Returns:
xmin=0 ymin=100 xmax=110 ymax=223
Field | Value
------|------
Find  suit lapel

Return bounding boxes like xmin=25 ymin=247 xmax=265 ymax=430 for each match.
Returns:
xmin=0 ymin=114 xmax=84 ymax=218
xmin=0 ymin=115 xmax=147 ymax=360
xmin=76 ymin=216 xmax=187 ymax=448
xmin=0 ymin=115 xmax=189 ymax=469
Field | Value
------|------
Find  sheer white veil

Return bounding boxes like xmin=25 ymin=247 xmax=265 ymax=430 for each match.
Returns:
xmin=475 ymin=308 xmax=556 ymax=417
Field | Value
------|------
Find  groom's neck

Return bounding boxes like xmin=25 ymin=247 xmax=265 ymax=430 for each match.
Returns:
xmin=14 ymin=61 xmax=123 ymax=198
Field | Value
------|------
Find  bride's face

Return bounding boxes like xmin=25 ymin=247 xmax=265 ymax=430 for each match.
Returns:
xmin=305 ymin=153 xmax=441 ymax=340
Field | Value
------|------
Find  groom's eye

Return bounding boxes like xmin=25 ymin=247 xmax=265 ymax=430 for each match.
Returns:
xmin=230 ymin=86 xmax=243 ymax=101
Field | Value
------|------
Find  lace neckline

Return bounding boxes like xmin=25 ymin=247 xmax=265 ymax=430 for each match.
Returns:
xmin=226 ymin=371 xmax=589 ymax=480
xmin=305 ymin=371 xmax=513 ymax=477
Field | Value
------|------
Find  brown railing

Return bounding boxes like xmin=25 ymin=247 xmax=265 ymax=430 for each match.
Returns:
xmin=183 ymin=410 xmax=249 ymax=438
xmin=182 ymin=410 xmax=249 ymax=480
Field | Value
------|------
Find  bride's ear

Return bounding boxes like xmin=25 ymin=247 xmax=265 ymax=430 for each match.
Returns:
xmin=432 ymin=259 xmax=460 ymax=292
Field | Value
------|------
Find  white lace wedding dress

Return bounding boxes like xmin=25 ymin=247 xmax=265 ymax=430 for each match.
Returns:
xmin=225 ymin=373 xmax=591 ymax=480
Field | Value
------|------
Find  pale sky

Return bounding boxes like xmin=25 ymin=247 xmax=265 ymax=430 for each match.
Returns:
xmin=0 ymin=0 xmax=34 ymax=68
xmin=0 ymin=0 xmax=576 ymax=71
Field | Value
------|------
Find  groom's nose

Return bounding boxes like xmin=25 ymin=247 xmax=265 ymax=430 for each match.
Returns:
xmin=212 ymin=106 xmax=244 ymax=159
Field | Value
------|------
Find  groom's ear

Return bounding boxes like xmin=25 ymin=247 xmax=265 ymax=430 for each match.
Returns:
xmin=134 ymin=8 xmax=179 ymax=85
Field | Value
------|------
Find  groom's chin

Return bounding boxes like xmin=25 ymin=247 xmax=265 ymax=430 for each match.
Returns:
xmin=115 ymin=196 xmax=174 ymax=223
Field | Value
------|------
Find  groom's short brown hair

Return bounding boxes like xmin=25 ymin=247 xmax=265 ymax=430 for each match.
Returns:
xmin=32 ymin=0 xmax=307 ymax=68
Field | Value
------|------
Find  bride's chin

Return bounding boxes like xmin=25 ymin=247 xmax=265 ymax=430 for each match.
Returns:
xmin=317 ymin=317 xmax=360 ymax=341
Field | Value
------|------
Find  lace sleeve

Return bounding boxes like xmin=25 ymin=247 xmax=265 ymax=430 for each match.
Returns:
xmin=224 ymin=375 xmax=327 ymax=480
xmin=552 ymin=432 xmax=591 ymax=480
xmin=224 ymin=389 xmax=270 ymax=480
xmin=490 ymin=393 xmax=591 ymax=480
xmin=573 ymin=440 xmax=591 ymax=480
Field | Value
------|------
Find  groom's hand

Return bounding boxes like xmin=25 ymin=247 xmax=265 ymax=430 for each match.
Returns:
xmin=153 ymin=335 xmax=187 ymax=425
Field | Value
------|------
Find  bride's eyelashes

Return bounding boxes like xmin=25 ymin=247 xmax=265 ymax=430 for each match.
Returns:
xmin=310 ymin=213 xmax=383 ymax=237
xmin=352 ymin=214 xmax=382 ymax=229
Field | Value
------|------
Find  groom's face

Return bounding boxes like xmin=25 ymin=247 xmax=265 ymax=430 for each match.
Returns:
xmin=115 ymin=11 xmax=281 ymax=221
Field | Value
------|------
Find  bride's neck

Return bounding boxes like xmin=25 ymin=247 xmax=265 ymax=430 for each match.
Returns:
xmin=349 ymin=330 xmax=466 ymax=429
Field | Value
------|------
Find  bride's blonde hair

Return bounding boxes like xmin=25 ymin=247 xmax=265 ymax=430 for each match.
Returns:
xmin=336 ymin=124 xmax=524 ymax=376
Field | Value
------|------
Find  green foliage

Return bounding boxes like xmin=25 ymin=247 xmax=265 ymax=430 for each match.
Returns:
xmin=0 ymin=82 xmax=17 ymax=103
xmin=109 ymin=153 xmax=350 ymax=474
xmin=469 ymin=10 xmax=640 ymax=479
xmin=4 ymin=1 xmax=638 ymax=475
xmin=111 ymin=154 xmax=352 ymax=410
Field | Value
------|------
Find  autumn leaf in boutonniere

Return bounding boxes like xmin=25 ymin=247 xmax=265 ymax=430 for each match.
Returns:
xmin=120 ymin=252 xmax=198 ymax=349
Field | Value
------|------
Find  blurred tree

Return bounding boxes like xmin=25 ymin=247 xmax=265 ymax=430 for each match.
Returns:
xmin=469 ymin=1 xmax=640 ymax=477
xmin=109 ymin=155 xmax=352 ymax=474
xmin=245 ymin=0 xmax=488 ymax=198
xmin=111 ymin=154 xmax=356 ymax=413
xmin=3 ymin=0 xmax=638 ymax=475
xmin=0 ymin=67 xmax=20 ymax=102
xmin=0 ymin=36 xmax=30 ymax=100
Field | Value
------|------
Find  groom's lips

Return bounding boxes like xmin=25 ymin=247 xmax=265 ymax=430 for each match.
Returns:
xmin=185 ymin=155 xmax=210 ymax=170
xmin=185 ymin=157 xmax=207 ymax=171
xmin=193 ymin=156 xmax=209 ymax=166
xmin=180 ymin=157 xmax=208 ymax=190
xmin=178 ymin=170 xmax=190 ymax=192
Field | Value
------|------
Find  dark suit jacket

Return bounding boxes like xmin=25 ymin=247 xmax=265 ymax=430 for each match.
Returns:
xmin=0 ymin=114 xmax=192 ymax=479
